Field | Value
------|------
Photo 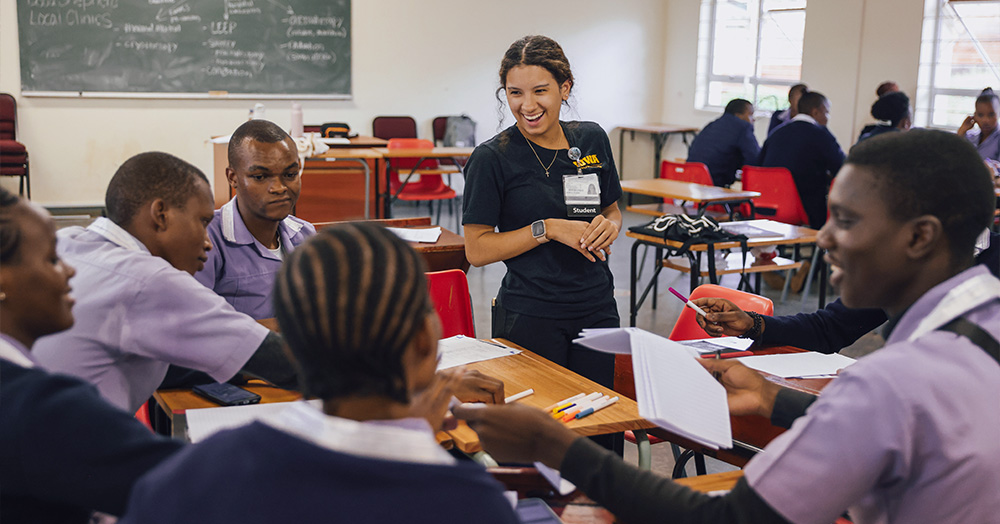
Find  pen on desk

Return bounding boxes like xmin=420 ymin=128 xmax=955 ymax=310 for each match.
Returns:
xmin=576 ymin=396 xmax=619 ymax=419
xmin=668 ymin=287 xmax=709 ymax=317
xmin=552 ymin=392 xmax=601 ymax=417
xmin=505 ymin=388 xmax=534 ymax=404
xmin=481 ymin=339 xmax=509 ymax=349
xmin=544 ymin=393 xmax=585 ymax=412
xmin=700 ymin=350 xmax=753 ymax=359
xmin=562 ymin=395 xmax=608 ymax=422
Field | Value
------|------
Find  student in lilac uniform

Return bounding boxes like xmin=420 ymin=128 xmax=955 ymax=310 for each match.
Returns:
xmin=121 ymin=224 xmax=519 ymax=524
xmin=454 ymin=130 xmax=1000 ymax=524
xmin=33 ymin=152 xmax=297 ymax=413
xmin=957 ymin=87 xmax=1000 ymax=162
xmin=0 ymin=188 xmax=182 ymax=524
xmin=195 ymin=120 xmax=315 ymax=320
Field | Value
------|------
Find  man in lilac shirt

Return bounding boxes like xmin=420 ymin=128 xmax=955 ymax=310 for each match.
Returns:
xmin=453 ymin=129 xmax=1000 ymax=524
xmin=33 ymin=152 xmax=297 ymax=413
xmin=195 ymin=120 xmax=316 ymax=319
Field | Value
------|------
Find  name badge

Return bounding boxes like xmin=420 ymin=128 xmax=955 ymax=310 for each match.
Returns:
xmin=563 ymin=173 xmax=600 ymax=218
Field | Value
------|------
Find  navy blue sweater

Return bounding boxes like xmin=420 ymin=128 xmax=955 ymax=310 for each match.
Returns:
xmin=121 ymin=422 xmax=520 ymax=524
xmin=687 ymin=114 xmax=761 ymax=186
xmin=0 ymin=360 xmax=182 ymax=524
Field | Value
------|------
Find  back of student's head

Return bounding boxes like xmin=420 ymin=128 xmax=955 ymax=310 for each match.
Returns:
xmin=724 ymin=98 xmax=752 ymax=116
xmin=104 ymin=152 xmax=208 ymax=228
xmin=797 ymin=91 xmax=828 ymax=115
xmin=876 ymin=81 xmax=899 ymax=98
xmin=976 ymin=87 xmax=999 ymax=107
xmin=0 ymin=187 xmax=23 ymax=264
xmin=870 ymin=91 xmax=910 ymax=126
xmin=846 ymin=129 xmax=994 ymax=262
xmin=274 ymin=223 xmax=431 ymax=402
xmin=788 ymin=83 xmax=807 ymax=100
xmin=228 ymin=119 xmax=292 ymax=165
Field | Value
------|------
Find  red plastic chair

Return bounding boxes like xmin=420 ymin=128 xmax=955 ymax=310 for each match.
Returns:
xmin=426 ymin=269 xmax=475 ymax=338
xmin=0 ymin=93 xmax=30 ymax=198
xmin=740 ymin=165 xmax=809 ymax=226
xmin=134 ymin=403 xmax=153 ymax=432
xmin=372 ymin=115 xmax=417 ymax=140
xmin=387 ymin=138 xmax=458 ymax=223
xmin=660 ymin=160 xmax=714 ymax=185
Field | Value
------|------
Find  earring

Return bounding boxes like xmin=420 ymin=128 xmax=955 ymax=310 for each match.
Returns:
xmin=0 ymin=291 xmax=6 ymax=301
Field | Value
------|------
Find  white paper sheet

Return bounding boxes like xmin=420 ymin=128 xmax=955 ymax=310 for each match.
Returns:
xmin=387 ymin=226 xmax=442 ymax=243
xmin=185 ymin=399 xmax=322 ymax=443
xmin=735 ymin=352 xmax=856 ymax=378
xmin=436 ymin=335 xmax=520 ymax=370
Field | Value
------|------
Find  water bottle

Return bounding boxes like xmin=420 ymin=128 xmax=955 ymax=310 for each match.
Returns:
xmin=252 ymin=103 xmax=266 ymax=120
xmin=290 ymin=102 xmax=303 ymax=138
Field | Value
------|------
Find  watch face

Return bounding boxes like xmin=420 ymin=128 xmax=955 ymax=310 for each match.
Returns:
xmin=531 ymin=220 xmax=544 ymax=237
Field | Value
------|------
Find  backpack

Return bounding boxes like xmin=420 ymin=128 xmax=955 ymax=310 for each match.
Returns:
xmin=443 ymin=115 xmax=476 ymax=147
xmin=629 ymin=214 xmax=749 ymax=280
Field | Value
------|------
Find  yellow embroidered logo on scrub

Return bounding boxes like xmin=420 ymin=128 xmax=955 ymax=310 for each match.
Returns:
xmin=574 ymin=154 xmax=603 ymax=169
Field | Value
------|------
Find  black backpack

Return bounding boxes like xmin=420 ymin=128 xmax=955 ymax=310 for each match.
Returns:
xmin=629 ymin=214 xmax=749 ymax=280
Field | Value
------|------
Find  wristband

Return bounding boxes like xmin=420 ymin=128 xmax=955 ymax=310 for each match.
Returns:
xmin=739 ymin=311 xmax=764 ymax=342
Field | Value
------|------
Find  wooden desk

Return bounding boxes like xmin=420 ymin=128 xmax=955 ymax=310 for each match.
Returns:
xmin=444 ymin=339 xmax=656 ymax=456
xmin=153 ymin=382 xmax=301 ymax=440
xmin=626 ymin=219 xmax=819 ymax=326
xmin=316 ymin=219 xmax=470 ymax=272
xmin=621 ymin=178 xmax=760 ymax=218
xmin=617 ymin=124 xmax=699 ymax=180
xmin=373 ymin=146 xmax=475 ymax=218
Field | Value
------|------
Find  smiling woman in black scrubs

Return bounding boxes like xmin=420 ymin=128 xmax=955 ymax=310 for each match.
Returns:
xmin=463 ymin=35 xmax=623 ymax=393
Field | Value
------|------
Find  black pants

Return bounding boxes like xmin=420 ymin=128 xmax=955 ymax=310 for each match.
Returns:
xmin=493 ymin=299 xmax=623 ymax=454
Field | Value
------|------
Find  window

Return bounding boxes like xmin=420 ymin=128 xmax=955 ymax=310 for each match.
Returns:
xmin=916 ymin=0 xmax=1000 ymax=128
xmin=695 ymin=0 xmax=807 ymax=113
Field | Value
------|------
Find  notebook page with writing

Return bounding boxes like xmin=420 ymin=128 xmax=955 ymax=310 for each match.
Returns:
xmin=436 ymin=335 xmax=521 ymax=370
xmin=631 ymin=330 xmax=732 ymax=449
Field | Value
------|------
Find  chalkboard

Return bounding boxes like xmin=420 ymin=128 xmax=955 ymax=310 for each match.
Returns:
xmin=17 ymin=0 xmax=351 ymax=98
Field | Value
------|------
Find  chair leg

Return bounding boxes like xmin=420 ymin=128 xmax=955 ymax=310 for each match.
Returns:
xmin=799 ymin=246 xmax=822 ymax=309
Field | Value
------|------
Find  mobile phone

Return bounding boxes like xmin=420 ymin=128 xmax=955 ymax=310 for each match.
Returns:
xmin=192 ymin=382 xmax=262 ymax=406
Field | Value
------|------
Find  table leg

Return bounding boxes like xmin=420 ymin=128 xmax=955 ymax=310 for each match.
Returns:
xmin=652 ymin=133 xmax=669 ymax=179
xmin=618 ymin=128 xmax=626 ymax=180
xmin=383 ymin=159 xmax=393 ymax=218
xmin=631 ymin=241 xmax=664 ymax=327
xmin=633 ymin=429 xmax=652 ymax=470
xmin=171 ymin=412 xmax=187 ymax=441
xmin=652 ymin=247 xmax=661 ymax=310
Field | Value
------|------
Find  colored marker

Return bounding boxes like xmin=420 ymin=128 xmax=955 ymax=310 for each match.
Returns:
xmin=668 ymin=287 xmax=708 ymax=317
xmin=699 ymin=350 xmax=753 ymax=359
xmin=545 ymin=393 xmax=585 ymax=412
xmin=553 ymin=392 xmax=602 ymax=418
xmin=576 ymin=396 xmax=620 ymax=419
xmin=562 ymin=395 xmax=609 ymax=422
xmin=505 ymin=388 xmax=534 ymax=404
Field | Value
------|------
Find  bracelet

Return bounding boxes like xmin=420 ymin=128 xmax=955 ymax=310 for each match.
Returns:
xmin=740 ymin=311 xmax=764 ymax=342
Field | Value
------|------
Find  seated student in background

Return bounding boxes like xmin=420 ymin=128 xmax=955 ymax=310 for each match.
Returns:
xmin=856 ymin=91 xmax=912 ymax=144
xmin=121 ymin=224 xmax=519 ymax=524
xmin=856 ymin=81 xmax=902 ymax=138
xmin=758 ymin=90 xmax=845 ymax=229
xmin=958 ymin=87 xmax=1000 ymax=162
xmin=0 ymin=189 xmax=182 ymax=524
xmin=32 ymin=152 xmax=297 ymax=413
xmin=767 ymin=83 xmax=807 ymax=136
xmin=195 ymin=119 xmax=315 ymax=320
xmin=455 ymin=130 xmax=1000 ymax=524
xmin=686 ymin=98 xmax=761 ymax=187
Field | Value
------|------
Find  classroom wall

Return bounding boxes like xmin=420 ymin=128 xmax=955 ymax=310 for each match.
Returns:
xmin=657 ymin=0 xmax=925 ymax=166
xmin=0 ymin=0 xmax=667 ymax=206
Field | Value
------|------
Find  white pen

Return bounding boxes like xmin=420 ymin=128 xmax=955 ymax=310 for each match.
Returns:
xmin=544 ymin=393 xmax=585 ymax=412
xmin=576 ymin=396 xmax=620 ymax=419
xmin=505 ymin=388 xmax=534 ymax=404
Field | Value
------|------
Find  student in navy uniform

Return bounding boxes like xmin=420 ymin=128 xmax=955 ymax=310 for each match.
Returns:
xmin=0 ymin=188 xmax=182 ymax=524
xmin=758 ymin=91 xmax=845 ymax=229
xmin=856 ymin=91 xmax=911 ymax=144
xmin=455 ymin=129 xmax=1000 ymax=524
xmin=195 ymin=119 xmax=315 ymax=320
xmin=120 ymin=224 xmax=520 ymax=524
xmin=958 ymin=87 xmax=1000 ymax=162
xmin=463 ymin=35 xmax=623 ymax=393
xmin=686 ymin=98 xmax=761 ymax=187
xmin=767 ymin=83 xmax=807 ymax=136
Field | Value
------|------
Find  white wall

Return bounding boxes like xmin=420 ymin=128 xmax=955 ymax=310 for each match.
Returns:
xmin=658 ymin=0 xmax=925 ymax=166
xmin=0 ymin=0 xmax=666 ymax=206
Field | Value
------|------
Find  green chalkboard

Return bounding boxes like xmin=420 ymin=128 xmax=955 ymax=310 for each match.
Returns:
xmin=17 ymin=0 xmax=351 ymax=98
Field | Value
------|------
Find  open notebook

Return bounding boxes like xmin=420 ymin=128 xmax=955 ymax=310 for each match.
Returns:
xmin=574 ymin=328 xmax=733 ymax=450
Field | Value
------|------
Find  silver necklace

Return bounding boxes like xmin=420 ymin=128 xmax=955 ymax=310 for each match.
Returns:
xmin=525 ymin=138 xmax=558 ymax=177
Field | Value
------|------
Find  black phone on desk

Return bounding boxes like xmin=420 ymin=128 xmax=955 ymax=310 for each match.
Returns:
xmin=192 ymin=382 xmax=261 ymax=406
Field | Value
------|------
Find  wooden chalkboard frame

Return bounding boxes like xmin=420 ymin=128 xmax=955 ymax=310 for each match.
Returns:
xmin=17 ymin=0 xmax=352 ymax=99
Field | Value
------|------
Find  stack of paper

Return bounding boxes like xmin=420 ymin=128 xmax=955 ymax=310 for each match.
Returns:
xmin=186 ymin=399 xmax=322 ymax=443
xmin=436 ymin=335 xmax=521 ymax=371
xmin=387 ymin=226 xmax=442 ymax=243
xmin=574 ymin=328 xmax=732 ymax=450
xmin=735 ymin=352 xmax=855 ymax=378
xmin=678 ymin=337 xmax=754 ymax=354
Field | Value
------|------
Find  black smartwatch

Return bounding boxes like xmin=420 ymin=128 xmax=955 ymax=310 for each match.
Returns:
xmin=531 ymin=220 xmax=548 ymax=243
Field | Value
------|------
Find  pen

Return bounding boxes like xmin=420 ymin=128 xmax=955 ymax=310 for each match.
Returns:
xmin=713 ymin=349 xmax=721 ymax=380
xmin=576 ymin=396 xmax=619 ymax=419
xmin=553 ymin=392 xmax=601 ymax=417
xmin=545 ymin=393 xmax=585 ymax=412
xmin=668 ymin=287 xmax=708 ymax=317
xmin=505 ymin=388 xmax=534 ymax=404
xmin=699 ymin=350 xmax=753 ymax=359
xmin=562 ymin=395 xmax=609 ymax=422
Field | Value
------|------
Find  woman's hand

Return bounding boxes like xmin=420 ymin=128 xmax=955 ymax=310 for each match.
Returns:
xmin=452 ymin=403 xmax=580 ymax=469
xmin=546 ymin=219 xmax=603 ymax=262
xmin=441 ymin=368 xmax=505 ymax=404
xmin=958 ymin=115 xmax=976 ymax=136
xmin=408 ymin=371 xmax=461 ymax=431
xmin=691 ymin=297 xmax=758 ymax=337
xmin=581 ymin=214 xmax=619 ymax=259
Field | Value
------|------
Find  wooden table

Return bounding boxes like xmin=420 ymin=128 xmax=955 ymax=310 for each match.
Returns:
xmin=626 ymin=219 xmax=820 ymax=326
xmin=444 ymin=339 xmax=656 ymax=458
xmin=153 ymin=382 xmax=301 ymax=440
xmin=372 ymin=146 xmax=475 ymax=218
xmin=617 ymin=124 xmax=699 ymax=180
xmin=621 ymin=178 xmax=760 ymax=219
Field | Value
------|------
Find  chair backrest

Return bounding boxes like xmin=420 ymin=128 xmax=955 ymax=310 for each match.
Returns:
xmin=386 ymin=138 xmax=443 ymax=193
xmin=660 ymin=160 xmax=713 ymax=186
xmin=372 ymin=116 xmax=417 ymax=140
xmin=741 ymin=165 xmax=810 ymax=226
xmin=0 ymin=93 xmax=17 ymax=140
xmin=669 ymin=284 xmax=774 ymax=341
xmin=426 ymin=269 xmax=475 ymax=338
xmin=432 ymin=116 xmax=448 ymax=145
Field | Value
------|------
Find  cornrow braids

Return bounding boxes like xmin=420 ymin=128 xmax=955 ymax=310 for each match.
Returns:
xmin=274 ymin=222 xmax=431 ymax=403
xmin=0 ymin=188 xmax=23 ymax=264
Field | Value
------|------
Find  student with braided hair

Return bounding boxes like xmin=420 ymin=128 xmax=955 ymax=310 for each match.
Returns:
xmin=120 ymin=223 xmax=519 ymax=524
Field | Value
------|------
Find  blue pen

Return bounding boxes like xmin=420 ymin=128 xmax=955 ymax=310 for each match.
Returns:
xmin=576 ymin=396 xmax=619 ymax=419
